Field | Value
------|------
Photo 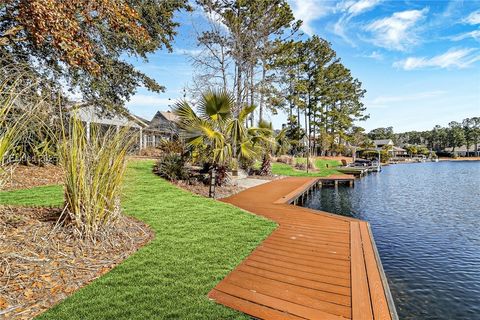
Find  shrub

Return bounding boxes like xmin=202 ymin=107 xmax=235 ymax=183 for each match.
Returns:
xmin=294 ymin=158 xmax=316 ymax=170
xmin=294 ymin=162 xmax=307 ymax=170
xmin=155 ymin=153 xmax=189 ymax=182
xmin=239 ymin=157 xmax=255 ymax=173
xmin=59 ymin=115 xmax=134 ymax=240
xmin=199 ymin=163 xmax=230 ymax=186
xmin=277 ymin=155 xmax=294 ymax=165
xmin=158 ymin=138 xmax=185 ymax=154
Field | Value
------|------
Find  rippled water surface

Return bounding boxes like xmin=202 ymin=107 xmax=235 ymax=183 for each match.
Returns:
xmin=303 ymin=161 xmax=480 ymax=320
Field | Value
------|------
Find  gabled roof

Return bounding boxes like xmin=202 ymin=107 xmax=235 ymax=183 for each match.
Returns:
xmin=373 ymin=139 xmax=394 ymax=146
xmin=392 ymin=146 xmax=406 ymax=152
xmin=70 ymin=104 xmax=145 ymax=128
xmin=159 ymin=111 xmax=179 ymax=123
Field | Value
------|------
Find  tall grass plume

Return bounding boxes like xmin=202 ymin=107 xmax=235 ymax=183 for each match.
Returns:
xmin=59 ymin=114 xmax=134 ymax=240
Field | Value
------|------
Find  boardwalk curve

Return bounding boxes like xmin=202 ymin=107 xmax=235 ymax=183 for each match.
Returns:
xmin=209 ymin=176 xmax=397 ymax=320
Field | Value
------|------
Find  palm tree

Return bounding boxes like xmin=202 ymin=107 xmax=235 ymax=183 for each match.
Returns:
xmin=173 ymin=90 xmax=256 ymax=196
xmin=274 ymin=128 xmax=291 ymax=156
xmin=249 ymin=120 xmax=288 ymax=176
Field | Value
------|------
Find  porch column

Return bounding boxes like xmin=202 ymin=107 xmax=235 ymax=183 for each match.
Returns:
xmin=86 ymin=121 xmax=91 ymax=142
xmin=139 ymin=128 xmax=143 ymax=150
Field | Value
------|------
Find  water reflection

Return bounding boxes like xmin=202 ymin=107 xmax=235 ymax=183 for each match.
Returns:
xmin=303 ymin=161 xmax=480 ymax=320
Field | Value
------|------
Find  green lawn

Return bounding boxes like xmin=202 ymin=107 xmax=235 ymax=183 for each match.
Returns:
xmin=271 ymin=158 xmax=341 ymax=177
xmin=0 ymin=184 xmax=63 ymax=206
xmin=0 ymin=160 xmax=276 ymax=319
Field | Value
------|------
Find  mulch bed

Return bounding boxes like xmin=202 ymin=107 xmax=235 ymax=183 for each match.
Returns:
xmin=0 ymin=206 xmax=154 ymax=319
xmin=3 ymin=165 xmax=64 ymax=191
xmin=174 ymin=180 xmax=246 ymax=199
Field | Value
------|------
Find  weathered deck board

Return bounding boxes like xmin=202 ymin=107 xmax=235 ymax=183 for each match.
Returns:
xmin=208 ymin=176 xmax=396 ymax=320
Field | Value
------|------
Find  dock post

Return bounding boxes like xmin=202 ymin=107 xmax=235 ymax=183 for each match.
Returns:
xmin=334 ymin=180 xmax=338 ymax=187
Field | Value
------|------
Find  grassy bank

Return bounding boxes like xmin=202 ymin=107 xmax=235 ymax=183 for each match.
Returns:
xmin=0 ymin=160 xmax=276 ymax=319
xmin=271 ymin=158 xmax=342 ymax=177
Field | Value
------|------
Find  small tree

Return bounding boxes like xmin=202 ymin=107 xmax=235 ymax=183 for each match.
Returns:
xmin=173 ymin=90 xmax=256 ymax=196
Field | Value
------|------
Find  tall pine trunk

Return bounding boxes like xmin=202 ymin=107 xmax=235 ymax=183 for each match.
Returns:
xmin=259 ymin=63 xmax=266 ymax=122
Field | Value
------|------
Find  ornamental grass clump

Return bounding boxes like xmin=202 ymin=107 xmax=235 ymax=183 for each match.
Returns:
xmin=0 ymin=79 xmax=29 ymax=188
xmin=59 ymin=115 xmax=134 ymax=240
xmin=0 ymin=104 xmax=21 ymax=188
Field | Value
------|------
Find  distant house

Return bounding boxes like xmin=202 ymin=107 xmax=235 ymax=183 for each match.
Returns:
xmin=373 ymin=139 xmax=394 ymax=149
xmin=70 ymin=105 xmax=182 ymax=151
xmin=391 ymin=146 xmax=408 ymax=157
xmin=147 ymin=111 xmax=179 ymax=137
xmin=139 ymin=111 xmax=180 ymax=148
xmin=373 ymin=139 xmax=407 ymax=157
xmin=72 ymin=105 xmax=146 ymax=149
xmin=444 ymin=145 xmax=480 ymax=157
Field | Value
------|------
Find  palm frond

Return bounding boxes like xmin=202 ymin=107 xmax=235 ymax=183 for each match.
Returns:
xmin=238 ymin=104 xmax=256 ymax=122
xmin=199 ymin=90 xmax=234 ymax=121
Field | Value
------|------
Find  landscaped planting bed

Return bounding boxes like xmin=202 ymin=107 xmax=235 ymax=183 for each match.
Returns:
xmin=0 ymin=160 xmax=275 ymax=319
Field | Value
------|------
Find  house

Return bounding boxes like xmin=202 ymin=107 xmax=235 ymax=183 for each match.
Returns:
xmin=444 ymin=145 xmax=480 ymax=157
xmin=373 ymin=139 xmax=408 ymax=157
xmin=373 ymin=139 xmax=394 ymax=149
xmin=72 ymin=105 xmax=146 ymax=146
xmin=138 ymin=111 xmax=180 ymax=148
xmin=147 ymin=111 xmax=179 ymax=137
xmin=72 ymin=104 xmax=182 ymax=151
xmin=391 ymin=146 xmax=408 ymax=157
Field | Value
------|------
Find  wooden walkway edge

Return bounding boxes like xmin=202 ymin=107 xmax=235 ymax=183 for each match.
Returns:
xmin=209 ymin=176 xmax=398 ymax=320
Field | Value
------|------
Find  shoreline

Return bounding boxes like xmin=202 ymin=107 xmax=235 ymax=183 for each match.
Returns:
xmin=439 ymin=157 xmax=480 ymax=161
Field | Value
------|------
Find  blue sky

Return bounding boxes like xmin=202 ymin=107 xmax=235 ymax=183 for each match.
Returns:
xmin=126 ymin=0 xmax=480 ymax=132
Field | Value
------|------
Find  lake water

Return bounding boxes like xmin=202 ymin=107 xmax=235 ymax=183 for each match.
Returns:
xmin=303 ymin=161 xmax=480 ymax=320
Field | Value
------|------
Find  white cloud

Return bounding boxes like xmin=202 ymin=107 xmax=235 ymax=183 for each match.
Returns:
xmin=338 ymin=0 xmax=382 ymax=17
xmin=289 ymin=0 xmax=332 ymax=35
xmin=333 ymin=0 xmax=382 ymax=45
xmin=450 ymin=30 xmax=480 ymax=41
xmin=393 ymin=48 xmax=480 ymax=70
xmin=363 ymin=51 xmax=384 ymax=60
xmin=464 ymin=10 xmax=480 ymax=25
xmin=365 ymin=8 xmax=428 ymax=51
xmin=173 ymin=47 xmax=202 ymax=56
xmin=126 ymin=94 xmax=173 ymax=108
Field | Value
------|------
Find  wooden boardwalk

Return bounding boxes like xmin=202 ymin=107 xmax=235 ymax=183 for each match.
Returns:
xmin=209 ymin=177 xmax=397 ymax=320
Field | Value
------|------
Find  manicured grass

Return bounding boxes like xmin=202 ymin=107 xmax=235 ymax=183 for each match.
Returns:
xmin=271 ymin=158 xmax=342 ymax=177
xmin=0 ymin=185 xmax=63 ymax=206
xmin=0 ymin=160 xmax=276 ymax=319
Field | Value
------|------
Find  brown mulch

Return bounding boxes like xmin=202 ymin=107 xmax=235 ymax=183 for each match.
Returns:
xmin=174 ymin=180 xmax=246 ymax=199
xmin=0 ymin=206 xmax=154 ymax=319
xmin=3 ymin=165 xmax=64 ymax=191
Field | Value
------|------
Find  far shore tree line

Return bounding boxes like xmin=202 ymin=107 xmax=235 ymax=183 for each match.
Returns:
xmin=367 ymin=117 xmax=480 ymax=157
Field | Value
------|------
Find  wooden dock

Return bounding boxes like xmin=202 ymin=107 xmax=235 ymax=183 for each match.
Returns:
xmin=209 ymin=176 xmax=397 ymax=320
xmin=319 ymin=174 xmax=356 ymax=188
xmin=336 ymin=166 xmax=381 ymax=177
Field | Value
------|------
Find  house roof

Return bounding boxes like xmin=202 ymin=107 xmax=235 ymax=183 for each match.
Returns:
xmin=392 ymin=146 xmax=406 ymax=152
xmin=71 ymin=104 xmax=143 ymax=128
xmin=159 ymin=111 xmax=179 ymax=123
xmin=373 ymin=139 xmax=394 ymax=146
